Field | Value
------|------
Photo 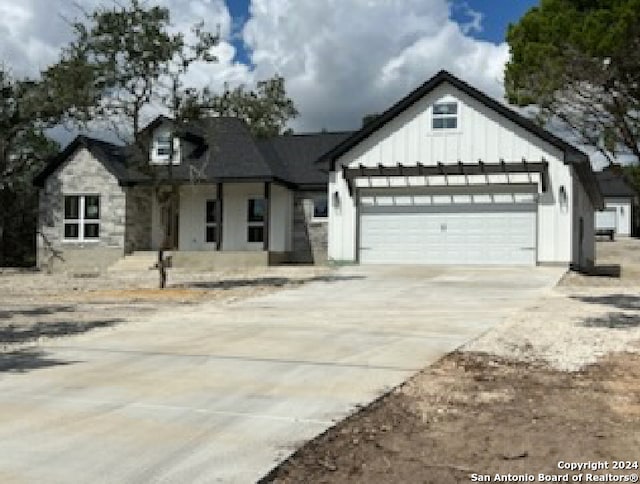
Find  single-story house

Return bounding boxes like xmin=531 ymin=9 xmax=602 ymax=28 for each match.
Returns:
xmin=34 ymin=70 xmax=602 ymax=272
xmin=594 ymin=165 xmax=639 ymax=237
xmin=34 ymin=117 xmax=351 ymax=272
xmin=321 ymin=70 xmax=602 ymax=268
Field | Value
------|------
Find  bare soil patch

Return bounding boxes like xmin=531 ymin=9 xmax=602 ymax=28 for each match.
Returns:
xmin=264 ymin=351 xmax=640 ymax=484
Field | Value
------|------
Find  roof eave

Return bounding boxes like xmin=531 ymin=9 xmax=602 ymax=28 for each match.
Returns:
xmin=33 ymin=136 xmax=130 ymax=188
xmin=33 ymin=136 xmax=86 ymax=188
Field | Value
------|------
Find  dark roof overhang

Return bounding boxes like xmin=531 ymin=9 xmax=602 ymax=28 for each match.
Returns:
xmin=138 ymin=115 xmax=174 ymax=137
xmin=123 ymin=176 xmax=297 ymax=190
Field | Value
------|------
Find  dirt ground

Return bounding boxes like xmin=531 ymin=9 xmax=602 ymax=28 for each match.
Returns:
xmin=263 ymin=351 xmax=640 ymax=484
xmin=0 ymin=265 xmax=332 ymax=348
xmin=264 ymin=239 xmax=640 ymax=483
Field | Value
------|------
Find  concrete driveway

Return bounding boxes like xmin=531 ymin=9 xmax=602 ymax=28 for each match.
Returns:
xmin=0 ymin=266 xmax=563 ymax=483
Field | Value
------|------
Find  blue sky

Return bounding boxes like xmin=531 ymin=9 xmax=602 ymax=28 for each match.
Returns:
xmin=454 ymin=1 xmax=539 ymax=43
xmin=225 ymin=0 xmax=252 ymax=64
xmin=0 ymin=0 xmax=543 ymax=139
xmin=225 ymin=0 xmax=539 ymax=65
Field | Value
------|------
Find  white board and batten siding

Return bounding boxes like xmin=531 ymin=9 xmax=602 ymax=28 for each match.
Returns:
xmin=595 ymin=209 xmax=617 ymax=231
xmin=600 ymin=198 xmax=633 ymax=236
xmin=328 ymin=82 xmax=579 ymax=266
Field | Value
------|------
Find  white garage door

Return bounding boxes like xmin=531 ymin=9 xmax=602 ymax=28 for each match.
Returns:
xmin=359 ymin=197 xmax=537 ymax=265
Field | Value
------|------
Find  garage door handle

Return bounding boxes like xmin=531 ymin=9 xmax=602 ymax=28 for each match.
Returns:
xmin=520 ymin=247 xmax=536 ymax=251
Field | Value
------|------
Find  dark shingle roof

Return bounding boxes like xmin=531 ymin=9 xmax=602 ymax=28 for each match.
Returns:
xmin=136 ymin=117 xmax=281 ymax=183
xmin=258 ymin=132 xmax=353 ymax=186
xmin=33 ymin=136 xmax=129 ymax=187
xmin=596 ymin=167 xmax=638 ymax=198
xmin=34 ymin=118 xmax=349 ymax=188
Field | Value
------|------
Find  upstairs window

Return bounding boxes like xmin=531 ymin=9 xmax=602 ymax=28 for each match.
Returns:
xmin=432 ymin=102 xmax=458 ymax=130
xmin=154 ymin=134 xmax=172 ymax=160
xmin=151 ymin=131 xmax=180 ymax=164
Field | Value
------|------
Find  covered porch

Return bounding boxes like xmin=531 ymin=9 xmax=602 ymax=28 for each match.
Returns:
xmin=124 ymin=181 xmax=294 ymax=269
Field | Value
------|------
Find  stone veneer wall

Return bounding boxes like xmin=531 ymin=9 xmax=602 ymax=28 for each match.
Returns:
xmin=37 ymin=147 xmax=126 ymax=273
xmin=291 ymin=191 xmax=328 ymax=264
xmin=125 ymin=186 xmax=153 ymax=253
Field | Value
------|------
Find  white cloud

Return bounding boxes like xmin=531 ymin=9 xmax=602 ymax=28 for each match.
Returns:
xmin=0 ymin=0 xmax=510 ymax=135
xmin=242 ymin=0 xmax=509 ymax=131
xmin=3 ymin=1 xmax=615 ymax=168
xmin=0 ymin=0 xmax=73 ymax=76
xmin=0 ymin=0 xmax=245 ymax=81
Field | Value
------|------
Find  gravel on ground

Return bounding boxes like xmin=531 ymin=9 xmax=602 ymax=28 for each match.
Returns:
xmin=465 ymin=238 xmax=640 ymax=371
xmin=0 ymin=265 xmax=333 ymax=349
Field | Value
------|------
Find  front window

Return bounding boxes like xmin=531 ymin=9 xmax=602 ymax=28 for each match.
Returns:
xmin=205 ymin=199 xmax=217 ymax=243
xmin=247 ymin=199 xmax=265 ymax=243
xmin=64 ymin=195 xmax=100 ymax=241
xmin=432 ymin=102 xmax=458 ymax=130
xmin=313 ymin=195 xmax=328 ymax=219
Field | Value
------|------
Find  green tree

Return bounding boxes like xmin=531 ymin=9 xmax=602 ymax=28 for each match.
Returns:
xmin=0 ymin=69 xmax=61 ymax=266
xmin=181 ymin=75 xmax=298 ymax=138
xmin=50 ymin=0 xmax=219 ymax=287
xmin=50 ymin=0 xmax=218 ymax=139
xmin=362 ymin=113 xmax=381 ymax=127
xmin=505 ymin=0 xmax=640 ymax=164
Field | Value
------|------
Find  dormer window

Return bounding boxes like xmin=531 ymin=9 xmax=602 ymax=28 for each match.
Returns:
xmin=155 ymin=134 xmax=172 ymax=159
xmin=151 ymin=130 xmax=181 ymax=164
xmin=432 ymin=102 xmax=458 ymax=130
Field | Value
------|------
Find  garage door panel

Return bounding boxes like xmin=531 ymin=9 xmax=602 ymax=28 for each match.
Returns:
xmin=359 ymin=203 xmax=536 ymax=265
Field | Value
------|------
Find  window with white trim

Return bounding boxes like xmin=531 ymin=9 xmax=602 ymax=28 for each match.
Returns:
xmin=64 ymin=195 xmax=100 ymax=241
xmin=247 ymin=199 xmax=265 ymax=243
xmin=154 ymin=133 xmax=171 ymax=160
xmin=151 ymin=130 xmax=181 ymax=164
xmin=205 ymin=199 xmax=218 ymax=243
xmin=432 ymin=102 xmax=458 ymax=130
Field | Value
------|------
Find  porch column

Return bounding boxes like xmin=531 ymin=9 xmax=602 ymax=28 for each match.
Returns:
xmin=264 ymin=182 xmax=270 ymax=251
xmin=216 ymin=182 xmax=224 ymax=250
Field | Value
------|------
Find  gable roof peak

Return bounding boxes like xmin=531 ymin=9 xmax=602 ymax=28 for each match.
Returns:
xmin=320 ymin=68 xmax=590 ymax=167
xmin=436 ymin=69 xmax=454 ymax=78
xmin=33 ymin=134 xmax=127 ymax=188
